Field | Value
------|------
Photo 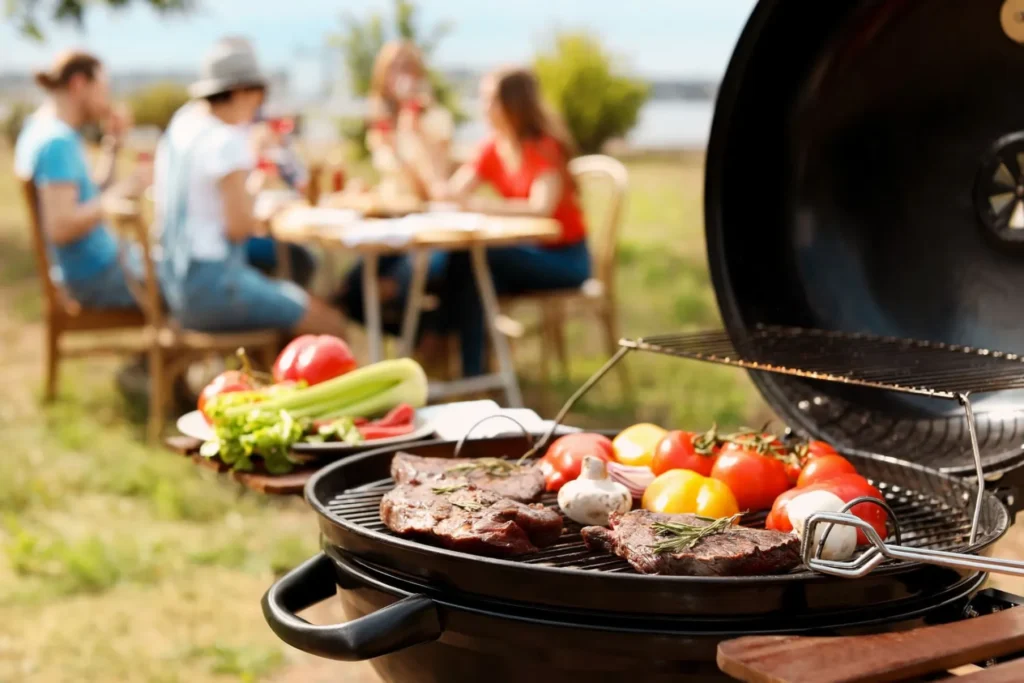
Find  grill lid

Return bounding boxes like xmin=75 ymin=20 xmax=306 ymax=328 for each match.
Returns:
xmin=705 ymin=0 xmax=1024 ymax=471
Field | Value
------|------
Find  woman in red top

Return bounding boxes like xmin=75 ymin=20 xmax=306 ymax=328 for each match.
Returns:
xmin=439 ymin=67 xmax=591 ymax=376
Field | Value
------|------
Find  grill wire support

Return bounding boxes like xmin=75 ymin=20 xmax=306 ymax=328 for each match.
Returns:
xmin=533 ymin=327 xmax=1023 ymax=580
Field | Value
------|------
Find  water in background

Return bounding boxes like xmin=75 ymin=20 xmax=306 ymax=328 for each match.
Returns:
xmin=454 ymin=99 xmax=714 ymax=150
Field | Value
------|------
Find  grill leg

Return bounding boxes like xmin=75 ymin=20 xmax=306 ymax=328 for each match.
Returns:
xmin=958 ymin=393 xmax=985 ymax=545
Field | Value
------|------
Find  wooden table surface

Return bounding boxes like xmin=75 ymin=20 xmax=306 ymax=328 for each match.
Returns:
xmin=270 ymin=205 xmax=561 ymax=253
xmin=164 ymin=435 xmax=317 ymax=495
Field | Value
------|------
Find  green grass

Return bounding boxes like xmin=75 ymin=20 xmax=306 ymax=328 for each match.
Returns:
xmin=0 ymin=144 xmax=771 ymax=682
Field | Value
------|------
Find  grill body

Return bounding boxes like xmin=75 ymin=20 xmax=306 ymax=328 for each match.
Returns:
xmin=705 ymin=0 xmax=1024 ymax=473
xmin=306 ymin=437 xmax=1008 ymax=618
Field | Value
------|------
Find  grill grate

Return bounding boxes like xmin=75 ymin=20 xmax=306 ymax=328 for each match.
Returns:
xmin=621 ymin=326 xmax=1024 ymax=399
xmin=324 ymin=463 xmax=985 ymax=576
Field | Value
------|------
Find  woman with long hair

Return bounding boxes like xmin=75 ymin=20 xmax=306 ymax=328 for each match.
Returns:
xmin=439 ymin=67 xmax=591 ymax=377
xmin=336 ymin=40 xmax=452 ymax=339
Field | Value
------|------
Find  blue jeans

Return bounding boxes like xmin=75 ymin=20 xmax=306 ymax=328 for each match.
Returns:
xmin=443 ymin=241 xmax=591 ymax=376
xmin=164 ymin=247 xmax=308 ymax=332
xmin=246 ymin=237 xmax=316 ymax=288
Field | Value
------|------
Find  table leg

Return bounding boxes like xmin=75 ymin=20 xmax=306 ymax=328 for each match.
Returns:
xmin=469 ymin=244 xmax=523 ymax=407
xmin=399 ymin=249 xmax=430 ymax=358
xmin=361 ymin=253 xmax=383 ymax=363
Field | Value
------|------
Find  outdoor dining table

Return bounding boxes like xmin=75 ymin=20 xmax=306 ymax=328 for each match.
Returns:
xmin=271 ymin=203 xmax=561 ymax=407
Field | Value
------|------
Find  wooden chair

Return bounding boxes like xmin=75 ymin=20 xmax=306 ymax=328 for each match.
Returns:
xmin=109 ymin=204 xmax=280 ymax=444
xmin=22 ymin=180 xmax=280 ymax=443
xmin=500 ymin=155 xmax=632 ymax=399
xmin=22 ymin=180 xmax=147 ymax=402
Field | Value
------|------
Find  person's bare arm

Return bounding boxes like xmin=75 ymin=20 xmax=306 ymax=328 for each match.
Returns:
xmin=37 ymin=183 xmax=105 ymax=245
xmin=462 ymin=170 xmax=563 ymax=217
xmin=437 ymin=162 xmax=483 ymax=201
xmin=92 ymin=137 xmax=120 ymax=190
xmin=219 ymin=170 xmax=260 ymax=242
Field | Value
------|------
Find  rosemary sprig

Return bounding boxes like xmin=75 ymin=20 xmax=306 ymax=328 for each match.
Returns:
xmin=650 ymin=513 xmax=743 ymax=555
xmin=432 ymin=484 xmax=469 ymax=495
xmin=445 ymin=457 xmax=520 ymax=478
xmin=451 ymin=500 xmax=484 ymax=512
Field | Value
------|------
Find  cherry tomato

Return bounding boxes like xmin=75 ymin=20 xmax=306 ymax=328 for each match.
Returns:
xmin=642 ymin=469 xmax=739 ymax=518
xmin=198 ymin=370 xmax=252 ymax=423
xmin=797 ymin=454 xmax=858 ymax=488
xmin=710 ymin=447 xmax=792 ymax=512
xmin=651 ymin=429 xmax=720 ymax=476
xmin=273 ymin=335 xmax=357 ymax=386
xmin=766 ymin=473 xmax=887 ymax=544
xmin=540 ymin=433 xmax=615 ymax=492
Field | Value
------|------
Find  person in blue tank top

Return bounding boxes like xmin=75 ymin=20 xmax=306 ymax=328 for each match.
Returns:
xmin=14 ymin=50 xmax=148 ymax=309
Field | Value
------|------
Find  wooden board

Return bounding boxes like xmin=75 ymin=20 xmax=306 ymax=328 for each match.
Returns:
xmin=164 ymin=436 xmax=314 ymax=496
xmin=717 ymin=607 xmax=1024 ymax=683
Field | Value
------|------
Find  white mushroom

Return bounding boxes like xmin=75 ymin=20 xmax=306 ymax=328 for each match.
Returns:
xmin=557 ymin=456 xmax=632 ymax=526
xmin=787 ymin=490 xmax=857 ymax=561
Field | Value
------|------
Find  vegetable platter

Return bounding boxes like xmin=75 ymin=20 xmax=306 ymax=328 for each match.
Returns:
xmin=179 ymin=336 xmax=430 ymax=475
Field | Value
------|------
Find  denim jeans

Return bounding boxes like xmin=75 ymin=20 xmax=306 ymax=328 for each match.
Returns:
xmin=443 ymin=241 xmax=591 ymax=376
xmin=245 ymin=237 xmax=317 ymax=289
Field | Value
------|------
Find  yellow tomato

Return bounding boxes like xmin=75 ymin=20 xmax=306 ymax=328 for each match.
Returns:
xmin=612 ymin=423 xmax=668 ymax=467
xmin=642 ymin=469 xmax=740 ymax=518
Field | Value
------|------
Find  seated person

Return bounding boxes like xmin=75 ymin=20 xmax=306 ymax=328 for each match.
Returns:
xmin=336 ymin=40 xmax=452 ymax=334
xmin=152 ymin=37 xmax=345 ymax=336
xmin=435 ymin=67 xmax=591 ymax=377
xmin=15 ymin=50 xmax=147 ymax=309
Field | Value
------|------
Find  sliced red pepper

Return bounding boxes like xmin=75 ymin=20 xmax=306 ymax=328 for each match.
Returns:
xmin=359 ymin=423 xmax=416 ymax=440
xmin=373 ymin=404 xmax=414 ymax=428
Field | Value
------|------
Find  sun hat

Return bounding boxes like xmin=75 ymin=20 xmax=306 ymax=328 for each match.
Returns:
xmin=189 ymin=37 xmax=267 ymax=99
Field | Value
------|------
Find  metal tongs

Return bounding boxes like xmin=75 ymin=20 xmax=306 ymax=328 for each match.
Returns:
xmin=802 ymin=393 xmax=1024 ymax=579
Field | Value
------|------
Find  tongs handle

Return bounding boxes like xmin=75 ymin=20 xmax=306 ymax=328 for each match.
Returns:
xmin=802 ymin=511 xmax=1024 ymax=579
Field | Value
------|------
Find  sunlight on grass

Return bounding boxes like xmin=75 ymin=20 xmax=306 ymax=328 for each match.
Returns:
xmin=0 ymin=147 xmax=770 ymax=681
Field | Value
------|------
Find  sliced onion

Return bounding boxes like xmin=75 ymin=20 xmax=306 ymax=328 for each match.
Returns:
xmin=606 ymin=461 xmax=655 ymax=499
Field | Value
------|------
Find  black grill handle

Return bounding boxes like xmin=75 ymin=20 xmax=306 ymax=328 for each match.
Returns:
xmin=261 ymin=552 xmax=442 ymax=661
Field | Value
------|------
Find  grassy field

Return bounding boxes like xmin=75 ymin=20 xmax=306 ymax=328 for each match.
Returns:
xmin=9 ymin=145 xmax=1019 ymax=682
xmin=0 ymin=146 xmax=770 ymax=682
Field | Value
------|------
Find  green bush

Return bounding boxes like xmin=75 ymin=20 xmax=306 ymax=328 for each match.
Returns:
xmin=2 ymin=101 xmax=34 ymax=146
xmin=129 ymin=82 xmax=190 ymax=130
xmin=534 ymin=32 xmax=650 ymax=154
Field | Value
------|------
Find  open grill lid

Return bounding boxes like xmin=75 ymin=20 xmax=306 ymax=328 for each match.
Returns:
xmin=705 ymin=0 xmax=1024 ymax=474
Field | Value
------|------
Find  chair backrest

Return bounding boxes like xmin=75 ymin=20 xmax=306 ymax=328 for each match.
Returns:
xmin=19 ymin=179 xmax=71 ymax=317
xmin=569 ymin=154 xmax=629 ymax=291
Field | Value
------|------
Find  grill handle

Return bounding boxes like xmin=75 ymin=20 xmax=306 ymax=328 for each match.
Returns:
xmin=261 ymin=552 xmax=442 ymax=661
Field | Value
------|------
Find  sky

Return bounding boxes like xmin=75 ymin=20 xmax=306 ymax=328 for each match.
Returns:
xmin=1 ymin=0 xmax=758 ymax=93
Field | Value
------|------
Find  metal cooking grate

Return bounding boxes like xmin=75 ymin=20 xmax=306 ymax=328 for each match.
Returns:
xmin=621 ymin=326 xmax=1024 ymax=399
xmin=323 ymin=464 xmax=986 ymax=576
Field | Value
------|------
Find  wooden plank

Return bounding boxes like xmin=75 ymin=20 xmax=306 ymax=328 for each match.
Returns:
xmin=954 ymin=658 xmax=1024 ymax=682
xmin=716 ymin=608 xmax=1024 ymax=683
xmin=232 ymin=469 xmax=314 ymax=495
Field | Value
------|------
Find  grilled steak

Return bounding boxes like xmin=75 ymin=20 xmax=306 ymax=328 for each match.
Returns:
xmin=390 ymin=453 xmax=544 ymax=502
xmin=381 ymin=483 xmax=563 ymax=556
xmin=581 ymin=510 xmax=801 ymax=576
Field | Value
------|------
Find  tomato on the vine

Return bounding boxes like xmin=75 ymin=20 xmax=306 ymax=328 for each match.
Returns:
xmin=797 ymin=453 xmax=857 ymax=488
xmin=651 ymin=426 xmax=721 ymax=476
xmin=710 ymin=446 xmax=791 ymax=512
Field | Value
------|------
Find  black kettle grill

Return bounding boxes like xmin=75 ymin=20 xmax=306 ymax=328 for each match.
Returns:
xmin=262 ymin=1 xmax=1024 ymax=680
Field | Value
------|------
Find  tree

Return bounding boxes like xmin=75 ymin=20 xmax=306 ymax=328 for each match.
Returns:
xmin=534 ymin=32 xmax=650 ymax=155
xmin=328 ymin=0 xmax=462 ymax=155
xmin=7 ymin=0 xmax=191 ymax=40
xmin=129 ymin=82 xmax=190 ymax=130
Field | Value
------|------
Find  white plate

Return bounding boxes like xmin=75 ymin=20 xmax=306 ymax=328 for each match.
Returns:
xmin=175 ymin=410 xmax=434 ymax=453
